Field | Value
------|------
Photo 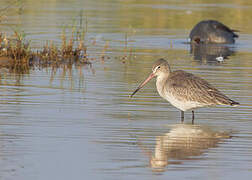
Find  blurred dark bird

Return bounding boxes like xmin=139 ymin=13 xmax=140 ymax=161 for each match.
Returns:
xmin=190 ymin=20 xmax=239 ymax=44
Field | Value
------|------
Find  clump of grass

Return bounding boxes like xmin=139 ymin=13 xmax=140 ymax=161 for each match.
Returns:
xmin=0 ymin=23 xmax=89 ymax=73
xmin=0 ymin=30 xmax=32 ymax=74
xmin=37 ymin=39 xmax=87 ymax=66
xmin=0 ymin=0 xmax=32 ymax=73
xmin=37 ymin=12 xmax=89 ymax=67
xmin=2 ymin=31 xmax=31 ymax=60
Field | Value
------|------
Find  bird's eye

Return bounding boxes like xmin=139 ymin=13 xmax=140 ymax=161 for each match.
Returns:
xmin=153 ymin=66 xmax=161 ymax=72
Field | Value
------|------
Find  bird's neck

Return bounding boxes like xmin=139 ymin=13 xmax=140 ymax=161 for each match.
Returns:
xmin=156 ymin=73 xmax=169 ymax=94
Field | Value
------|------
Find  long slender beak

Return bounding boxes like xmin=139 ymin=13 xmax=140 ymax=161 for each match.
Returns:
xmin=130 ymin=72 xmax=155 ymax=98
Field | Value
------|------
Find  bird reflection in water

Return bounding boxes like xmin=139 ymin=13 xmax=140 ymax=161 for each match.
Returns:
xmin=136 ymin=124 xmax=231 ymax=171
xmin=190 ymin=43 xmax=236 ymax=64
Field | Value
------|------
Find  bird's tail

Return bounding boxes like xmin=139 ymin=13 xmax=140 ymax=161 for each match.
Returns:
xmin=214 ymin=92 xmax=240 ymax=107
xmin=230 ymin=100 xmax=240 ymax=107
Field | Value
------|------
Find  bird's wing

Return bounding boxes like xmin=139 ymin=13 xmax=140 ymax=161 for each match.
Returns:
xmin=166 ymin=71 xmax=234 ymax=105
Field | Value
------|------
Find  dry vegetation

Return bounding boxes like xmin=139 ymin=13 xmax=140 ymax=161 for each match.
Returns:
xmin=0 ymin=6 xmax=95 ymax=74
xmin=0 ymin=1 xmax=95 ymax=74
xmin=0 ymin=28 xmax=91 ymax=74
xmin=0 ymin=1 xmax=136 ymax=75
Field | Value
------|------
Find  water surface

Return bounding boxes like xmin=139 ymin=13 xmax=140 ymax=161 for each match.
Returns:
xmin=0 ymin=0 xmax=252 ymax=180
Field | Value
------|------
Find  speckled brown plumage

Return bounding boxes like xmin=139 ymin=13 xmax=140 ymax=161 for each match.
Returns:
xmin=165 ymin=70 xmax=238 ymax=106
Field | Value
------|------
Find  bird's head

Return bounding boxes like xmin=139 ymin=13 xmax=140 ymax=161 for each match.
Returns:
xmin=130 ymin=58 xmax=171 ymax=98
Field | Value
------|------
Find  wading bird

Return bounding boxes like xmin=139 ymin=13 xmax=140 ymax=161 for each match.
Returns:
xmin=130 ymin=59 xmax=239 ymax=123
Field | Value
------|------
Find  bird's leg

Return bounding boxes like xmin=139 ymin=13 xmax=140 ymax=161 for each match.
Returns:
xmin=181 ymin=111 xmax=184 ymax=123
xmin=192 ymin=111 xmax=195 ymax=124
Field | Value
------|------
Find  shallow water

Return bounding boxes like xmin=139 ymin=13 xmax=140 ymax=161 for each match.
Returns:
xmin=0 ymin=0 xmax=252 ymax=179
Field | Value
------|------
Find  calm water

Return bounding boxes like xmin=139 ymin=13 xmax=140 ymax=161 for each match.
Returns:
xmin=0 ymin=0 xmax=252 ymax=179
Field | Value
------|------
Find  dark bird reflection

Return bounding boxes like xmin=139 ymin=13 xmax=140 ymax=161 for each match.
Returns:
xmin=137 ymin=124 xmax=231 ymax=171
xmin=190 ymin=43 xmax=235 ymax=64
